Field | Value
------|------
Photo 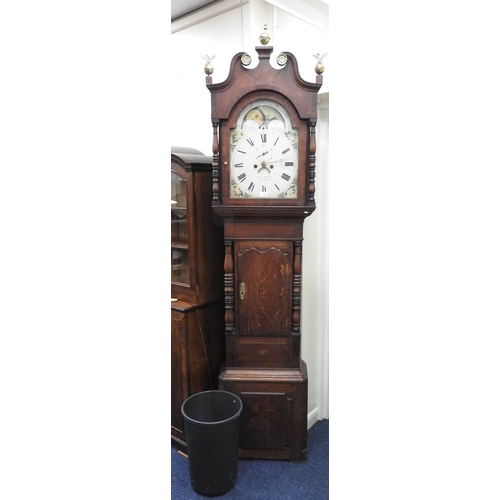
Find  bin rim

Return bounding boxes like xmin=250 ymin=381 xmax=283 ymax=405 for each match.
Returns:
xmin=181 ymin=390 xmax=243 ymax=427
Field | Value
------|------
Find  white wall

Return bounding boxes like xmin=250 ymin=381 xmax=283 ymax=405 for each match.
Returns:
xmin=170 ymin=0 xmax=330 ymax=427
xmin=302 ymin=92 xmax=330 ymax=423
xmin=170 ymin=3 xmax=252 ymax=155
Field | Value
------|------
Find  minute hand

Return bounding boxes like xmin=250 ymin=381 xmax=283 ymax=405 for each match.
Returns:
xmin=269 ymin=154 xmax=294 ymax=165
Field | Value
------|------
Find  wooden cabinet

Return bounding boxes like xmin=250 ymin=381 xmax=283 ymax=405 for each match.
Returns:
xmin=170 ymin=147 xmax=225 ymax=452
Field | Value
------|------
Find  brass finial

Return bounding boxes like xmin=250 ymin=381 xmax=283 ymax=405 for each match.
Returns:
xmin=259 ymin=25 xmax=270 ymax=45
xmin=313 ymin=52 xmax=327 ymax=75
xmin=202 ymin=54 xmax=216 ymax=75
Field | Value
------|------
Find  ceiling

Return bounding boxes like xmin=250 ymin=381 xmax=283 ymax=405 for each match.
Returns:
xmin=171 ymin=0 xmax=218 ymax=20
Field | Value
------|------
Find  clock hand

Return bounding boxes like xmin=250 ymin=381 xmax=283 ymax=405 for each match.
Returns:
xmin=267 ymin=148 xmax=290 ymax=163
xmin=256 ymin=150 xmax=270 ymax=159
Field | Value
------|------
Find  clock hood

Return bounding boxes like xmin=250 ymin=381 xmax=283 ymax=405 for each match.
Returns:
xmin=206 ymin=46 xmax=322 ymax=121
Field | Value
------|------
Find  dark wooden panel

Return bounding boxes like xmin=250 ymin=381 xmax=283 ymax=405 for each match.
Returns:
xmin=236 ymin=336 xmax=290 ymax=368
xmin=223 ymin=220 xmax=303 ymax=240
xmin=235 ymin=241 xmax=292 ymax=337
xmin=239 ymin=392 xmax=291 ymax=450
xmin=171 ymin=311 xmax=188 ymax=435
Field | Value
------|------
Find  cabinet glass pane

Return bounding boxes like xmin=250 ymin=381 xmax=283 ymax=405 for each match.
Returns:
xmin=171 ymin=248 xmax=189 ymax=284
xmin=171 ymin=210 xmax=188 ymax=243
xmin=171 ymin=172 xmax=187 ymax=208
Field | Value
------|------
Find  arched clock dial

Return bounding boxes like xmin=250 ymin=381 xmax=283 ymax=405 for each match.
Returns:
xmin=230 ymin=129 xmax=298 ymax=198
xmin=230 ymin=99 xmax=298 ymax=199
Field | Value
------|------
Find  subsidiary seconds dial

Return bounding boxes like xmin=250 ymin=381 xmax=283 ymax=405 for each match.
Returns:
xmin=230 ymin=129 xmax=298 ymax=198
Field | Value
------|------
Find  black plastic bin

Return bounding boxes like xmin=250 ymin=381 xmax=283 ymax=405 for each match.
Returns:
xmin=181 ymin=390 xmax=243 ymax=496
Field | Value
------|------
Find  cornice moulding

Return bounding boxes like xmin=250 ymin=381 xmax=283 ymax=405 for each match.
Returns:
xmin=171 ymin=0 xmax=250 ymax=34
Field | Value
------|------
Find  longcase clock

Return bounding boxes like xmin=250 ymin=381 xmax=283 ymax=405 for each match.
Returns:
xmin=206 ymin=40 xmax=322 ymax=462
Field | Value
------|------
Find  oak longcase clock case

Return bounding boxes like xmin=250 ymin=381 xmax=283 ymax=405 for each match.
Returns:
xmin=207 ymin=44 xmax=322 ymax=462
xmin=170 ymin=147 xmax=225 ymax=453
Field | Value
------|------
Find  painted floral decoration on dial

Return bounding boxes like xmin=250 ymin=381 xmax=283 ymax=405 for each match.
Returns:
xmin=230 ymin=101 xmax=298 ymax=199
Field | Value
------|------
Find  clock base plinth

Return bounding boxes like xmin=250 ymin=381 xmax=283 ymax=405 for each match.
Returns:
xmin=218 ymin=360 xmax=308 ymax=462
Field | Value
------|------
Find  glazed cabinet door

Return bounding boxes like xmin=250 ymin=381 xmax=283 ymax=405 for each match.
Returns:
xmin=171 ymin=167 xmax=190 ymax=286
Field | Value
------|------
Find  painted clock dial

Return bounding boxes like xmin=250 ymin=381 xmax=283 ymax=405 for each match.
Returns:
xmin=230 ymin=99 xmax=298 ymax=199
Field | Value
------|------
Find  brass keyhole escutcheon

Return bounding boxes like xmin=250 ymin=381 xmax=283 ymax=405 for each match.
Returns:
xmin=240 ymin=282 xmax=246 ymax=300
